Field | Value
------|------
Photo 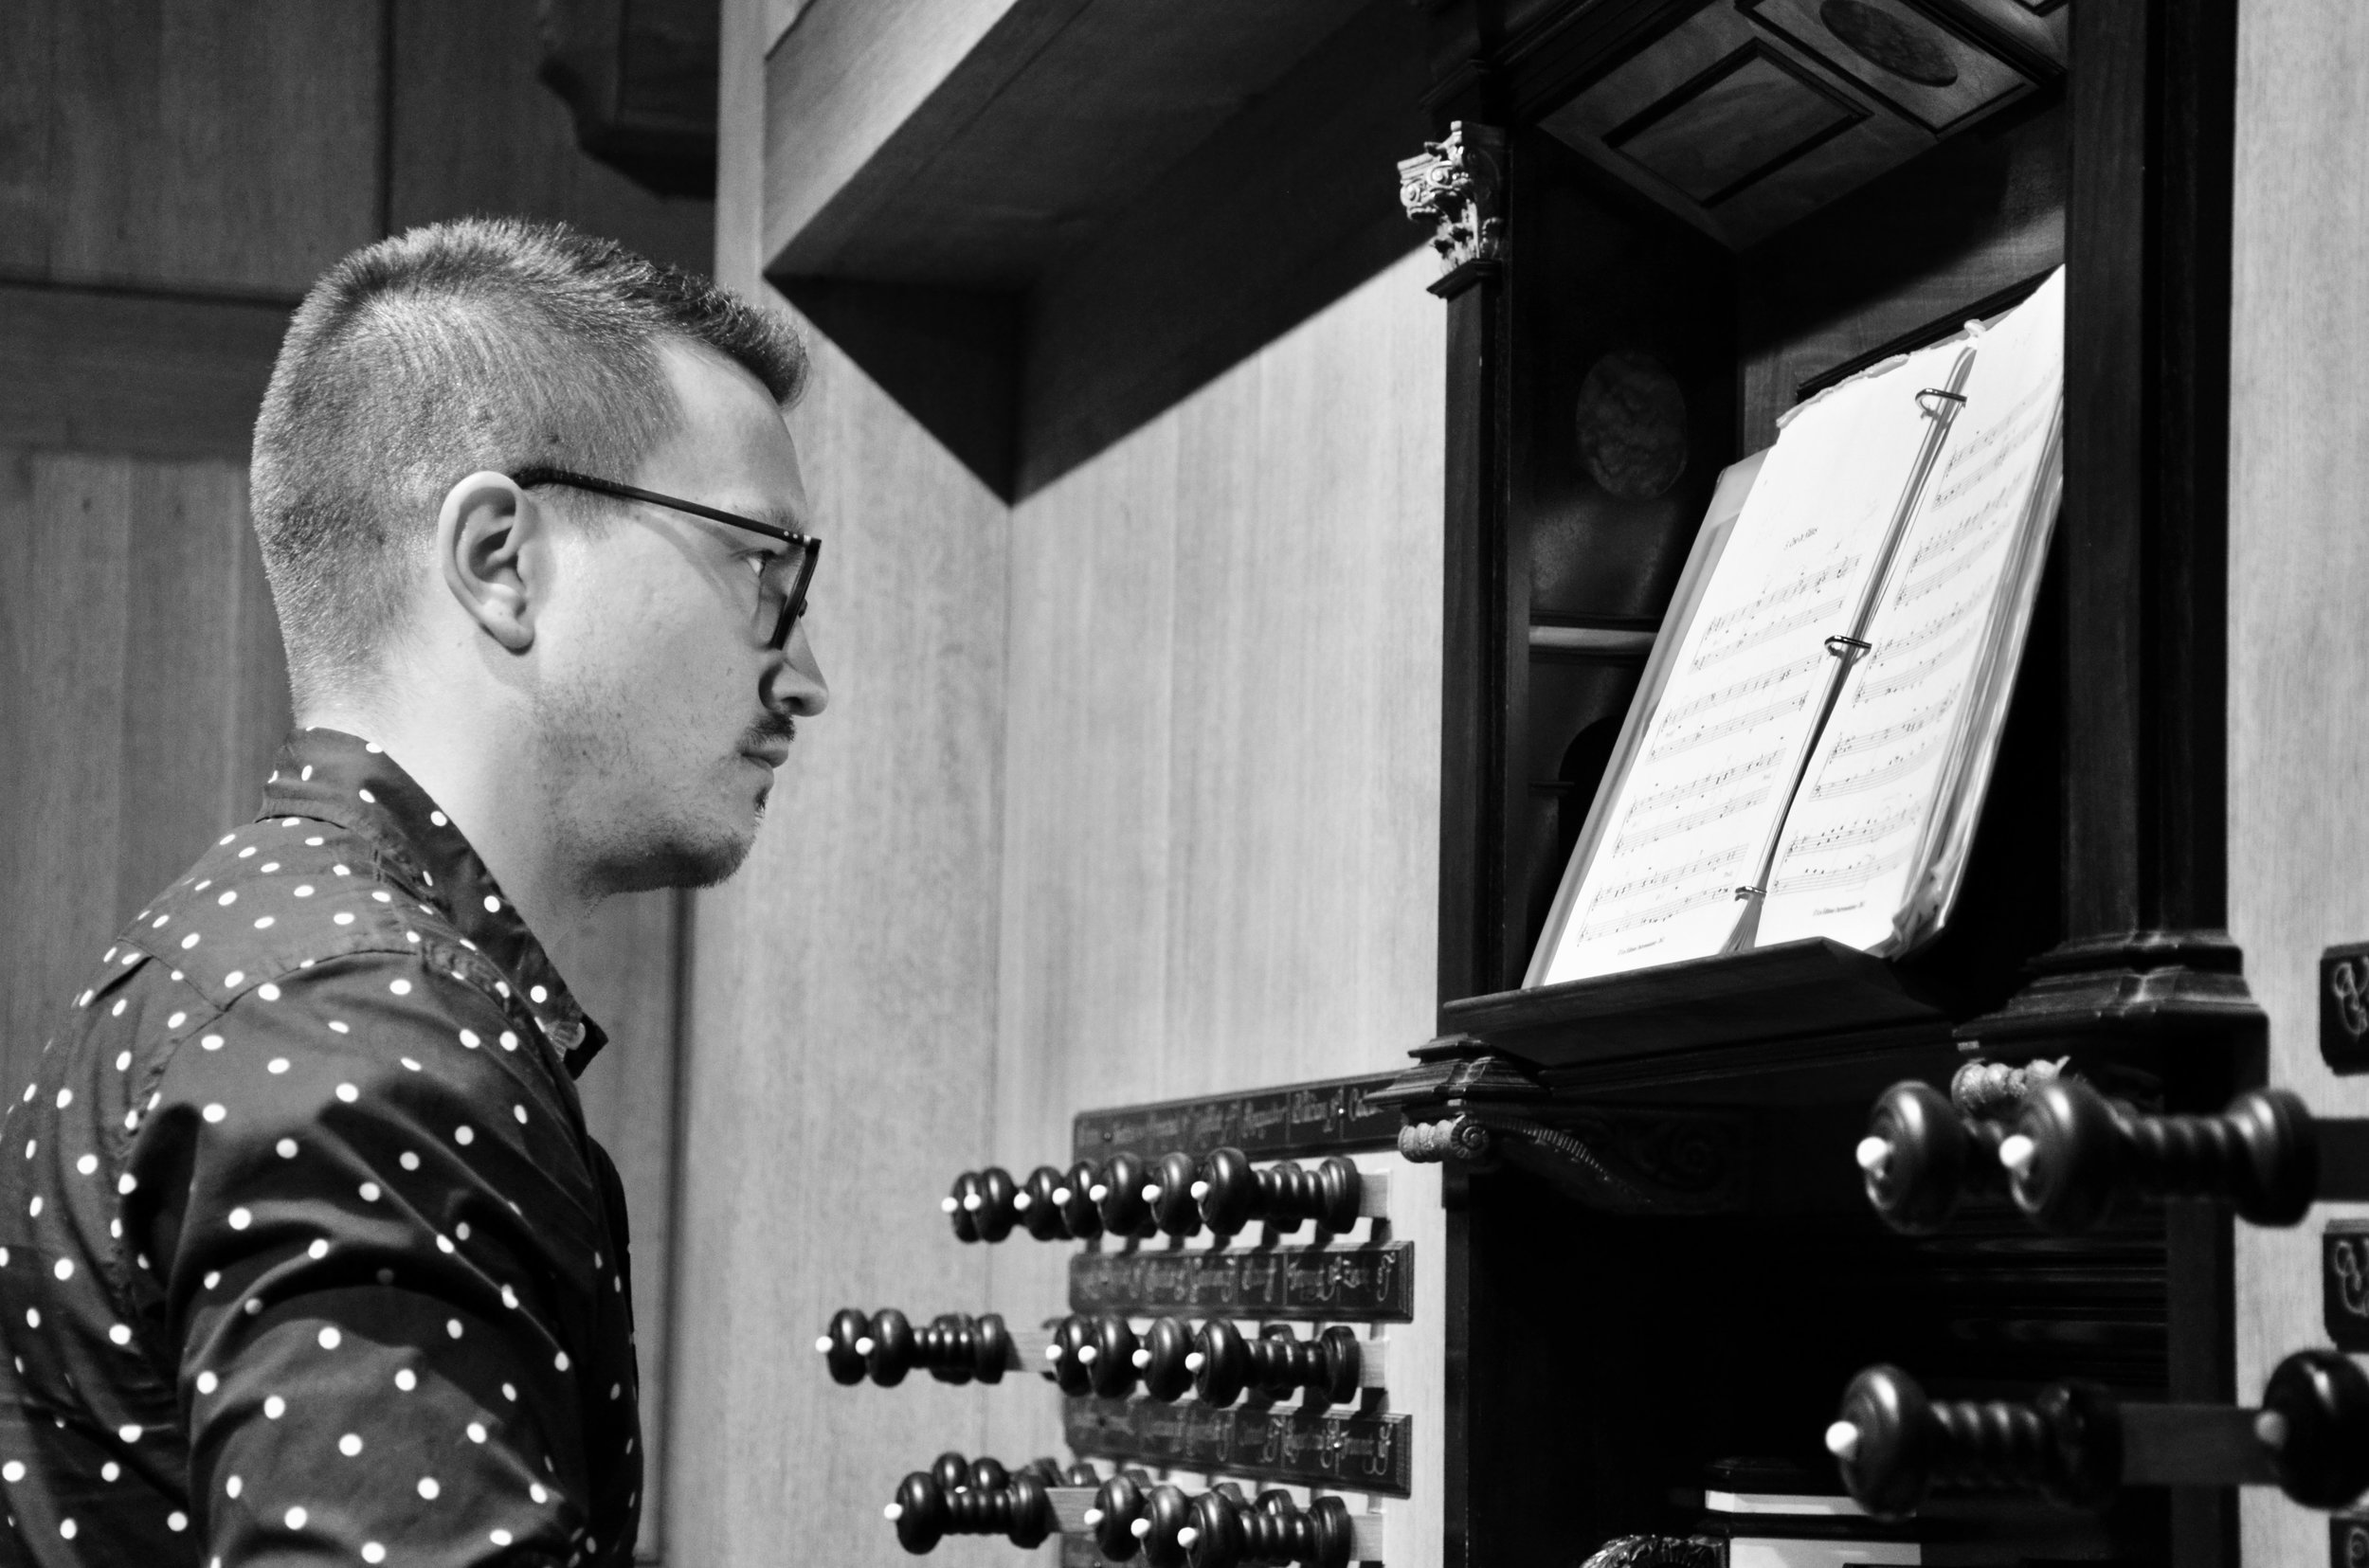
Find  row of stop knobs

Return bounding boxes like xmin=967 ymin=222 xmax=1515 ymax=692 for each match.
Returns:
xmin=1836 ymin=1068 xmax=2369 ymax=1517
xmin=1857 ymin=1072 xmax=2346 ymax=1235
xmin=946 ymin=1149 xmax=1369 ymax=1243
xmin=1827 ymin=1347 xmax=2369 ymax=1515
xmin=822 ymin=1307 xmax=1367 ymax=1406
xmin=886 ymin=1451 xmax=1363 ymax=1568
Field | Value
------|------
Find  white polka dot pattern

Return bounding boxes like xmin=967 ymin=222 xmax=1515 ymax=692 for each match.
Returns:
xmin=0 ymin=730 xmax=638 ymax=1567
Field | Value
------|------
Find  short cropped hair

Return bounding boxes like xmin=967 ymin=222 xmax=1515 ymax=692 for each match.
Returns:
xmin=250 ymin=217 xmax=807 ymax=710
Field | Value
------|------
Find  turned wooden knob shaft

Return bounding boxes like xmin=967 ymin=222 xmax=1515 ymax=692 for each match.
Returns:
xmin=820 ymin=1307 xmax=1010 ymax=1387
xmin=887 ymin=1456 xmax=1058 ymax=1554
xmin=2005 ymin=1079 xmax=2320 ymax=1232
xmin=956 ymin=1148 xmax=1362 ymax=1242
xmin=1178 ymin=1487 xmax=1354 ymax=1568
xmin=1831 ymin=1363 xmax=2120 ymax=1516
xmin=1189 ymin=1320 xmax=1361 ymax=1407
xmin=1833 ymin=1350 xmax=2369 ymax=1516
xmin=1196 ymin=1148 xmax=1364 ymax=1237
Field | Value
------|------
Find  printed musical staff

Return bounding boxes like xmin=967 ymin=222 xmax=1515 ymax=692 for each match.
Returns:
xmin=1536 ymin=273 xmax=2066 ymax=982
xmin=1640 ymin=692 xmax=1811 ymax=765
xmin=1661 ymin=657 xmax=1823 ymax=729
xmin=1538 ymin=338 xmax=1954 ymax=983
xmin=1608 ymin=788 xmax=1771 ymax=855
xmin=1851 ymin=628 xmax=1979 ymax=706
xmin=1756 ymin=271 xmax=2066 ymax=954
xmin=1803 ymin=735 xmax=1943 ymax=801
xmin=1625 ymin=748 xmax=1784 ymax=818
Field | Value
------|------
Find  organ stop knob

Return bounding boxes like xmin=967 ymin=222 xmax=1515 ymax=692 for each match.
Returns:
xmin=942 ymin=1148 xmax=1378 ymax=1243
xmin=884 ymin=1453 xmax=1096 ymax=1554
xmin=1080 ymin=1471 xmax=1356 ymax=1568
xmin=1856 ymin=1074 xmax=2352 ymax=1235
xmin=818 ymin=1307 xmax=1013 ymax=1386
xmin=882 ymin=1457 xmax=1374 ymax=1566
xmin=2000 ymin=1077 xmax=2320 ymax=1233
xmin=822 ymin=1307 xmax=1375 ymax=1404
xmin=1827 ymin=1350 xmax=2369 ymax=1516
xmin=1855 ymin=1081 xmax=2009 ymax=1235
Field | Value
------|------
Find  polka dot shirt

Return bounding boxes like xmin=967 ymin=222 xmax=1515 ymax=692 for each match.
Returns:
xmin=0 ymin=730 xmax=641 ymax=1567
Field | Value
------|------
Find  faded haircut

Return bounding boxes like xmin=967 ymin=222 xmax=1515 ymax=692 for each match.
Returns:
xmin=250 ymin=216 xmax=806 ymax=711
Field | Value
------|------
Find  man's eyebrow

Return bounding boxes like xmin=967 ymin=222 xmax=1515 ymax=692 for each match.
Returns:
xmin=758 ymin=502 xmax=816 ymax=537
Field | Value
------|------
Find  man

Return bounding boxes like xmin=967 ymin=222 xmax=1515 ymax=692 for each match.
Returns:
xmin=0 ymin=218 xmax=827 ymax=1566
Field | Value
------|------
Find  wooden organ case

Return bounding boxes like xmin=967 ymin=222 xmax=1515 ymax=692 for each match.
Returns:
xmin=1386 ymin=1 xmax=2292 ymax=1566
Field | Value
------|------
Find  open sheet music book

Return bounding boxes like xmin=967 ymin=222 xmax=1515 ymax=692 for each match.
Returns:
xmin=1528 ymin=269 xmax=2066 ymax=987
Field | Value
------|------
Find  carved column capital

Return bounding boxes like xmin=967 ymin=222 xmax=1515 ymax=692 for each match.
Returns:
xmin=1398 ymin=121 xmax=1505 ymax=276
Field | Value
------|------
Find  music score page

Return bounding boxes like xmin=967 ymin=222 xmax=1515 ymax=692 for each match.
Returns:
xmin=1536 ymin=338 xmax=1973 ymax=984
xmin=1756 ymin=272 xmax=2067 ymax=951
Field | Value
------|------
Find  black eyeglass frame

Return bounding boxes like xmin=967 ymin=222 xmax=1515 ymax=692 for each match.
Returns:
xmin=509 ymin=465 xmax=819 ymax=650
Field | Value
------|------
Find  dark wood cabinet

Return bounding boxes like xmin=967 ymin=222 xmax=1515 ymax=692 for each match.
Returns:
xmin=1390 ymin=2 xmax=2259 ymax=1562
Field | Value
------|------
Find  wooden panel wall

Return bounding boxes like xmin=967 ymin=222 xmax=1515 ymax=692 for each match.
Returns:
xmin=2226 ymin=3 xmax=2369 ymax=1563
xmin=986 ymin=244 xmax=1446 ymax=1466
xmin=675 ymin=10 xmax=1009 ymax=1564
xmin=8 ymin=0 xmax=383 ymax=294
xmin=0 ymin=3 xmax=711 ymax=1558
xmin=993 ymin=244 xmax=1444 ymax=1141
xmin=686 ymin=5 xmax=1444 ymax=1558
xmin=0 ymin=452 xmax=280 ymax=1083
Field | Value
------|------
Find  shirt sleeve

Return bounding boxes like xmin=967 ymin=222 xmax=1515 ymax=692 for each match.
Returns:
xmin=121 ymin=948 xmax=625 ymax=1568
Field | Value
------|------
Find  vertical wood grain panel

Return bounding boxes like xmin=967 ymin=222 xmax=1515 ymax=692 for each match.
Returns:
xmin=118 ymin=460 xmax=265 ymax=917
xmin=0 ymin=453 xmax=134 ymax=1095
xmin=2227 ymin=3 xmax=2369 ymax=1562
xmin=983 ymin=246 xmax=1444 ymax=1489
xmin=991 ymin=419 xmax=1179 ymax=1134
xmin=552 ymin=890 xmax=684 ymax=1555
xmin=389 ymin=0 xmax=714 ymax=275
xmin=674 ymin=14 xmax=1011 ymax=1553
xmin=981 ymin=406 xmax=1183 ymax=1469
xmin=995 ymin=247 xmax=1443 ymax=1150
xmin=1162 ymin=255 xmax=1443 ymax=1082
xmin=46 ymin=0 xmax=383 ymax=294
xmin=0 ymin=0 xmax=52 ymax=272
xmin=668 ymin=314 xmax=1010 ymax=1568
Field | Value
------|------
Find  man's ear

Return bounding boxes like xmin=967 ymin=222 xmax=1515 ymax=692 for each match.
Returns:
xmin=437 ymin=472 xmax=544 ymax=653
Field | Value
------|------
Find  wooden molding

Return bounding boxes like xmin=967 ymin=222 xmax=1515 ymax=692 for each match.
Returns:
xmin=0 ymin=279 xmax=290 ymax=460
xmin=762 ymin=0 xmax=1431 ymax=498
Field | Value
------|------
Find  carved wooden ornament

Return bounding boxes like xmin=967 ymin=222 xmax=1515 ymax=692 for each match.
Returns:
xmin=1398 ymin=122 xmax=1507 ymax=273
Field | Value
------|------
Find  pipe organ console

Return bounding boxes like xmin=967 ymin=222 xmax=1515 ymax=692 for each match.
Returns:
xmin=795 ymin=0 xmax=2338 ymax=1559
xmin=827 ymin=1079 xmax=1433 ymax=1564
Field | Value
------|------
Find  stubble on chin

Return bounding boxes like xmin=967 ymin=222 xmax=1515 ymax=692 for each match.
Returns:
xmin=531 ymin=708 xmax=762 ymax=897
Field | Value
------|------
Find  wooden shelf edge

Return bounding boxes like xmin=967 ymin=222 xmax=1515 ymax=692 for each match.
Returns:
xmin=1437 ymin=938 xmax=1949 ymax=1069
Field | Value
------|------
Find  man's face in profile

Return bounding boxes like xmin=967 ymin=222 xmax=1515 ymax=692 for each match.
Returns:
xmin=524 ymin=340 xmax=829 ymax=896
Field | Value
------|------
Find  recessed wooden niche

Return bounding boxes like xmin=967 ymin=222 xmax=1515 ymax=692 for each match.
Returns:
xmin=1537 ymin=0 xmax=2065 ymax=248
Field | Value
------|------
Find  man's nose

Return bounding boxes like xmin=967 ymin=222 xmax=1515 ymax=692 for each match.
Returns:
xmin=765 ymin=621 xmax=829 ymax=717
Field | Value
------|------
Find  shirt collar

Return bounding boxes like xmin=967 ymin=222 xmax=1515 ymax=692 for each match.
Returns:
xmin=256 ymin=728 xmax=608 ymax=1078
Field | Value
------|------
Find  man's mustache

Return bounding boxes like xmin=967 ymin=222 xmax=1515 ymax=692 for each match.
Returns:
xmin=743 ymin=717 xmax=798 ymax=748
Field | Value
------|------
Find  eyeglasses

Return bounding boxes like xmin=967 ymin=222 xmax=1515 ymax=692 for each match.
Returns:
xmin=510 ymin=466 xmax=819 ymax=650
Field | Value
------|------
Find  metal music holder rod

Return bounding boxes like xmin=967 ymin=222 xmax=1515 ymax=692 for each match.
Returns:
xmin=1722 ymin=351 xmax=1980 ymax=953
